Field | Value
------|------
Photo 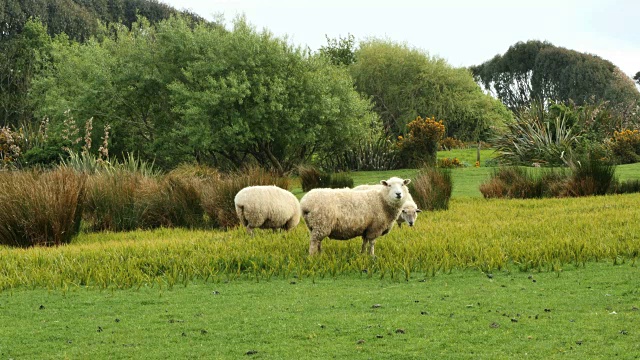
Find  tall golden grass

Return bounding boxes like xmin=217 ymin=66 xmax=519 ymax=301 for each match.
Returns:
xmin=0 ymin=169 xmax=85 ymax=247
xmin=1 ymin=193 xmax=638 ymax=290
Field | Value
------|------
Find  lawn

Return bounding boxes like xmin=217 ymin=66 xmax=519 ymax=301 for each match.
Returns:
xmin=1 ymin=263 xmax=639 ymax=359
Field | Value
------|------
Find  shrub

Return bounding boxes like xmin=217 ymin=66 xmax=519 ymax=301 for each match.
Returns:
xmin=437 ymin=157 xmax=464 ymax=168
xmin=610 ymin=129 xmax=640 ymax=164
xmin=398 ymin=116 xmax=446 ymax=167
xmin=480 ymin=167 xmax=544 ymax=199
xmin=565 ymin=155 xmax=616 ymax=197
xmin=320 ymin=136 xmax=401 ymax=171
xmin=440 ymin=136 xmax=465 ymax=150
xmin=0 ymin=169 xmax=86 ymax=247
xmin=409 ymin=167 xmax=452 ymax=211
xmin=329 ymin=172 xmax=354 ymax=188
xmin=202 ymin=166 xmax=291 ymax=229
xmin=613 ymin=179 xmax=640 ymax=194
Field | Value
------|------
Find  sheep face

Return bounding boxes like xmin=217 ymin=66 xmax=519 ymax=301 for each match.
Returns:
xmin=380 ymin=177 xmax=411 ymax=203
xmin=400 ymin=206 xmax=421 ymax=227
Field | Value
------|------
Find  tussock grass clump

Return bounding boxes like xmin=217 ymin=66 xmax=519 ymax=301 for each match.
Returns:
xmin=565 ymin=156 xmax=617 ymax=197
xmin=84 ymin=171 xmax=144 ymax=231
xmin=298 ymin=165 xmax=323 ymax=192
xmin=329 ymin=172 xmax=354 ymax=188
xmin=409 ymin=167 xmax=452 ymax=210
xmin=298 ymin=165 xmax=353 ymax=191
xmin=480 ymin=167 xmax=544 ymax=199
xmin=138 ymin=175 xmax=205 ymax=229
xmin=0 ymin=169 xmax=85 ymax=247
xmin=613 ymin=179 xmax=640 ymax=194
xmin=202 ymin=165 xmax=291 ymax=229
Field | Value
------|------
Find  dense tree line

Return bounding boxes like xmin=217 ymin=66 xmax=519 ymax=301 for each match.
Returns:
xmin=28 ymin=16 xmax=376 ymax=171
xmin=0 ymin=0 xmax=205 ymax=127
xmin=470 ymin=40 xmax=640 ymax=112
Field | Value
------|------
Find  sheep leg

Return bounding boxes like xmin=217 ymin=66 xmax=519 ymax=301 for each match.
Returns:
xmin=368 ymin=239 xmax=376 ymax=257
xmin=309 ymin=233 xmax=323 ymax=255
xmin=361 ymin=238 xmax=372 ymax=255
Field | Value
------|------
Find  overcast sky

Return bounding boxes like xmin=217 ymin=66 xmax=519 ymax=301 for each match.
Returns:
xmin=159 ymin=0 xmax=639 ymax=79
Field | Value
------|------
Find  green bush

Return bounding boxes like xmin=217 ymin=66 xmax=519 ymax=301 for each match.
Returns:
xmin=409 ymin=167 xmax=452 ymax=211
xmin=0 ymin=169 xmax=86 ymax=247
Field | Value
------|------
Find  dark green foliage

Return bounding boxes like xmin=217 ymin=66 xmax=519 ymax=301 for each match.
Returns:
xmin=0 ymin=168 xmax=85 ymax=247
xmin=613 ymin=179 xmax=640 ymax=194
xmin=319 ymin=34 xmax=356 ymax=66
xmin=408 ymin=167 xmax=452 ymax=211
xmin=471 ymin=40 xmax=640 ymax=111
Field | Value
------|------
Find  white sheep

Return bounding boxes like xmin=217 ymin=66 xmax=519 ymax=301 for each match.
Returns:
xmin=353 ymin=184 xmax=421 ymax=227
xmin=300 ymin=177 xmax=411 ymax=256
xmin=234 ymin=185 xmax=301 ymax=234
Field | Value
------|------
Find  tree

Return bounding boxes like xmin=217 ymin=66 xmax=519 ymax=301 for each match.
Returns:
xmin=0 ymin=19 xmax=51 ymax=127
xmin=349 ymin=39 xmax=511 ymax=141
xmin=318 ymin=34 xmax=356 ymax=66
xmin=30 ymin=16 xmax=376 ymax=171
xmin=169 ymin=18 xmax=376 ymax=173
xmin=471 ymin=40 xmax=640 ymax=111
xmin=635 ymin=71 xmax=640 ymax=86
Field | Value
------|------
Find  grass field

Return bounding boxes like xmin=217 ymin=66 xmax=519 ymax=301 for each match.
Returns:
xmin=1 ymin=263 xmax=639 ymax=359
xmin=2 ymin=149 xmax=640 ymax=359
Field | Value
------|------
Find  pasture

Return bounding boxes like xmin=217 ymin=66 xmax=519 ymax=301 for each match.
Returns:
xmin=1 ymin=152 xmax=640 ymax=358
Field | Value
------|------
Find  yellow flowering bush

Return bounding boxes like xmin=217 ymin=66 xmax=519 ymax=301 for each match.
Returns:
xmin=437 ymin=157 xmax=464 ymax=168
xmin=398 ymin=116 xmax=446 ymax=166
xmin=610 ymin=129 xmax=640 ymax=164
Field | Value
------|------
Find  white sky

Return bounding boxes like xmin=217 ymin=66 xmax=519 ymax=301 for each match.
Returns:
xmin=160 ymin=0 xmax=639 ymax=80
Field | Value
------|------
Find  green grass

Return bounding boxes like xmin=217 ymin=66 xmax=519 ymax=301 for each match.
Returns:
xmin=1 ymin=263 xmax=639 ymax=359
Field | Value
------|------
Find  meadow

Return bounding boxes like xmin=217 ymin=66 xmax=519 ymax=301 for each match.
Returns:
xmin=1 ymin=149 xmax=640 ymax=358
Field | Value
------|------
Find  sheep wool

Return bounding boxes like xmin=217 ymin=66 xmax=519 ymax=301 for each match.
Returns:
xmin=353 ymin=184 xmax=421 ymax=227
xmin=300 ymin=177 xmax=411 ymax=256
xmin=234 ymin=186 xmax=301 ymax=234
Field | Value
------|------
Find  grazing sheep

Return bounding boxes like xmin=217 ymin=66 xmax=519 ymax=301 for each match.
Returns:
xmin=234 ymin=186 xmax=301 ymax=234
xmin=300 ymin=177 xmax=411 ymax=256
xmin=353 ymin=184 xmax=421 ymax=227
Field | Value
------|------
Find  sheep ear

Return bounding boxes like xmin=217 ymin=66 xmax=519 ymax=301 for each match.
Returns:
xmin=380 ymin=180 xmax=389 ymax=186
xmin=416 ymin=209 xmax=422 ymax=213
xmin=403 ymin=179 xmax=411 ymax=185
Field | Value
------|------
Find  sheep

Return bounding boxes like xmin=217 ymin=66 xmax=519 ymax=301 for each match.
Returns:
xmin=353 ymin=184 xmax=421 ymax=227
xmin=300 ymin=177 xmax=411 ymax=256
xmin=234 ymin=185 xmax=301 ymax=234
